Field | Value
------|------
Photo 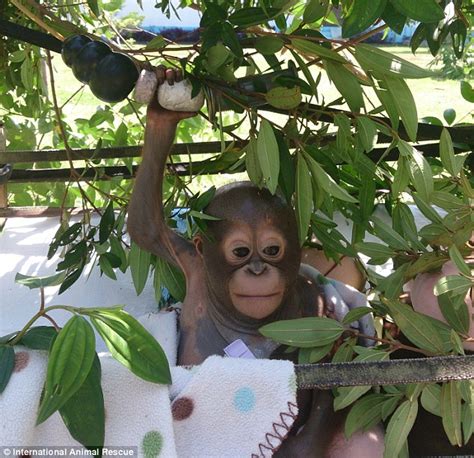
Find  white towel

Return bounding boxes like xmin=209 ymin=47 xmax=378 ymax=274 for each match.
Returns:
xmin=1 ymin=348 xmax=297 ymax=457
xmin=171 ymin=356 xmax=297 ymax=458
xmin=0 ymin=348 xmax=177 ymax=456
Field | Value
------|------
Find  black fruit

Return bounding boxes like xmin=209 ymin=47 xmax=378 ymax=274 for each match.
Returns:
xmin=72 ymin=41 xmax=112 ymax=83
xmin=61 ymin=34 xmax=92 ymax=68
xmin=89 ymin=53 xmax=139 ymax=103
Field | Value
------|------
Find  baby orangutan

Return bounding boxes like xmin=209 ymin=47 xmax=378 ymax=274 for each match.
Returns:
xmin=127 ymin=68 xmax=384 ymax=457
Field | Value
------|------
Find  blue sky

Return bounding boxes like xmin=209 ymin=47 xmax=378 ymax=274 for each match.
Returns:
xmin=120 ymin=0 xmax=201 ymax=27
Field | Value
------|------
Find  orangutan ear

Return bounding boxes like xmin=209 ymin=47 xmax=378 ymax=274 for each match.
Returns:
xmin=193 ymin=234 xmax=204 ymax=258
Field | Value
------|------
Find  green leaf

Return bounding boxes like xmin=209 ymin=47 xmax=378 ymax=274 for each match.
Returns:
xmin=157 ymin=258 xmax=186 ymax=302
xmin=440 ymin=128 xmax=460 ymax=176
xmin=393 ymin=202 xmax=425 ymax=251
xmin=390 ymin=0 xmax=444 ymax=23
xmin=255 ymin=36 xmax=284 ymax=55
xmin=385 ymin=301 xmax=445 ymax=354
xmin=304 ymin=153 xmax=358 ymax=203
xmin=412 ymin=193 xmax=443 ymax=224
xmin=188 ymin=210 xmax=221 ymax=221
xmin=384 ymin=400 xmax=418 ymax=458
xmin=59 ymin=356 xmax=104 ymax=450
xmin=383 ymin=76 xmax=418 ymax=141
xmin=331 ymin=338 xmax=356 ymax=363
xmin=449 ymin=245 xmax=471 ymax=277
xmin=303 ymin=0 xmax=329 ymax=23
xmin=371 ymin=215 xmax=411 ymax=251
xmin=265 ymin=86 xmax=302 ymax=109
xmin=245 ymin=137 xmax=263 ymax=187
xmin=89 ymin=309 xmax=171 ymax=384
xmin=406 ymin=252 xmax=447 ymax=278
xmin=381 ymin=395 xmax=403 ymax=421
xmin=462 ymin=401 xmax=474 ymax=444
xmin=110 ymin=237 xmax=127 ymax=273
xmin=342 ymin=307 xmax=374 ymax=326
xmin=87 ymin=0 xmax=100 ymax=16
xmin=15 ymin=271 xmax=66 ymax=289
xmin=441 ymin=381 xmax=463 ymax=447
xmin=378 ymin=264 xmax=410 ymax=300
xmin=20 ymin=58 xmax=33 ymax=91
xmin=434 ymin=275 xmax=472 ymax=297
xmin=257 ymin=120 xmax=280 ymax=194
xmin=345 ymin=394 xmax=386 ymax=438
xmin=99 ymin=202 xmax=115 ymax=245
xmin=259 ymin=317 xmax=344 ymax=348
xmin=334 ymin=350 xmax=390 ymax=411
xmin=0 ymin=345 xmax=15 ymax=394
xmin=354 ymin=44 xmax=433 ymax=79
xmin=206 ymin=42 xmax=230 ymax=72
xmin=381 ymin=2 xmax=407 ymax=34
xmin=421 ymin=384 xmax=441 ymax=416
xmin=325 ymin=61 xmax=364 ymax=112
xmin=460 ymin=80 xmax=474 ymax=103
xmin=431 ymin=191 xmax=465 ymax=210
xmin=443 ymin=108 xmax=456 ymax=125
xmin=229 ymin=7 xmax=280 ymax=27
xmin=355 ymin=242 xmax=395 ymax=263
xmin=296 ymin=153 xmax=313 ymax=245
xmin=298 ymin=343 xmax=333 ymax=364
xmin=99 ymin=255 xmax=117 ymax=280
xmin=356 ymin=117 xmax=378 ymax=152
xmin=19 ymin=326 xmax=57 ymax=350
xmin=145 ymin=35 xmax=166 ymax=50
xmin=292 ymin=38 xmax=346 ymax=63
xmin=37 ymin=316 xmax=96 ymax=425
xmin=392 ymin=156 xmax=409 ymax=197
xmin=128 ymin=241 xmax=151 ymax=296
xmin=342 ymin=0 xmax=387 ymax=38
xmin=406 ymin=147 xmax=434 ymax=201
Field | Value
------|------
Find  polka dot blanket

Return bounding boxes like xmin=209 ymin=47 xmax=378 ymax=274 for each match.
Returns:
xmin=0 ymin=347 xmax=297 ymax=457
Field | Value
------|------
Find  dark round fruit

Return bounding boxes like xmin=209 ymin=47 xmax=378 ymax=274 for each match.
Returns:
xmin=61 ymin=34 xmax=92 ymax=68
xmin=89 ymin=53 xmax=139 ymax=103
xmin=72 ymin=41 xmax=112 ymax=84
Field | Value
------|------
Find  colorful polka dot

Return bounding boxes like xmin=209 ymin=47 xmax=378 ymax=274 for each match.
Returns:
xmin=172 ymin=397 xmax=194 ymax=421
xmin=142 ymin=430 xmax=163 ymax=457
xmin=234 ymin=387 xmax=256 ymax=413
xmin=14 ymin=351 xmax=29 ymax=372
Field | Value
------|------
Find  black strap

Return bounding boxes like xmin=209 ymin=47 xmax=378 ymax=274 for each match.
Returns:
xmin=0 ymin=19 xmax=62 ymax=53
xmin=295 ymin=355 xmax=474 ymax=389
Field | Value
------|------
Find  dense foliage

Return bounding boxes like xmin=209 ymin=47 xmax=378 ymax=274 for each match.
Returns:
xmin=0 ymin=0 xmax=473 ymax=455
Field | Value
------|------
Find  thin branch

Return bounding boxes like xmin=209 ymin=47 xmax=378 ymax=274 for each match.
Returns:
xmin=10 ymin=0 xmax=63 ymax=40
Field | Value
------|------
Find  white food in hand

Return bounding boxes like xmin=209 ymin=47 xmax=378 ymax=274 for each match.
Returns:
xmin=158 ymin=79 xmax=204 ymax=112
xmin=133 ymin=69 xmax=158 ymax=104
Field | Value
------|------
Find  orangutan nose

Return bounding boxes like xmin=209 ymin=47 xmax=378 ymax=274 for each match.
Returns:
xmin=247 ymin=260 xmax=267 ymax=276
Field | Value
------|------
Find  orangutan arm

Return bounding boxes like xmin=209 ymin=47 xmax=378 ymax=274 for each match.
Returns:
xmin=127 ymin=97 xmax=199 ymax=276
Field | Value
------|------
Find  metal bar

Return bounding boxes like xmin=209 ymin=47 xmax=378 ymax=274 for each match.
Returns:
xmin=0 ymin=141 xmax=470 ymax=166
xmin=7 ymin=161 xmax=244 ymax=183
xmin=259 ymin=103 xmax=474 ymax=145
xmin=0 ymin=142 xmax=241 ymax=164
xmin=295 ymin=355 xmax=474 ymax=389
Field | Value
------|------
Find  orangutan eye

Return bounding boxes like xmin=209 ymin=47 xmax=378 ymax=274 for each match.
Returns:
xmin=263 ymin=245 xmax=280 ymax=256
xmin=233 ymin=247 xmax=250 ymax=258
